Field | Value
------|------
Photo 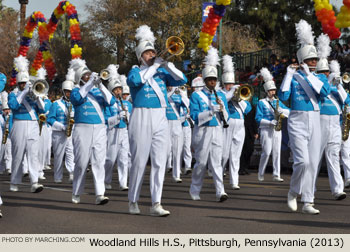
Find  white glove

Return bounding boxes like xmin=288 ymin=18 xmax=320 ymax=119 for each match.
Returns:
xmin=211 ymin=104 xmax=221 ymax=113
xmin=270 ymin=119 xmax=277 ymax=126
xmin=300 ymin=63 xmax=311 ymax=76
xmin=91 ymin=72 xmax=100 ymax=86
xmin=23 ymin=81 xmax=32 ymax=93
xmin=277 ymin=107 xmax=283 ymax=114
xmin=119 ymin=110 xmax=127 ymax=119
xmin=287 ymin=65 xmax=297 ymax=75
xmin=153 ymin=57 xmax=165 ymax=68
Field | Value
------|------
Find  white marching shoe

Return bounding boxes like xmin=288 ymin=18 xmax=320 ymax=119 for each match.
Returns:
xmin=72 ymin=194 xmax=80 ymax=204
xmin=272 ymin=176 xmax=284 ymax=182
xmin=232 ymin=184 xmax=240 ymax=190
xmin=95 ymin=195 xmax=109 ymax=205
xmin=216 ymin=193 xmax=228 ymax=202
xmin=189 ymin=191 xmax=201 ymax=201
xmin=31 ymin=183 xmax=44 ymax=193
xmin=302 ymin=203 xmax=320 ymax=215
xmin=334 ymin=192 xmax=346 ymax=201
xmin=173 ymin=177 xmax=182 ymax=183
xmin=0 ymin=210 xmax=2 ymax=218
xmin=10 ymin=184 xmax=19 ymax=192
xmin=258 ymin=174 xmax=264 ymax=182
xmin=119 ymin=186 xmax=129 ymax=191
xmin=287 ymin=191 xmax=297 ymax=212
xmin=129 ymin=202 xmax=140 ymax=215
xmin=105 ymin=183 xmax=112 ymax=190
xmin=150 ymin=203 xmax=170 ymax=217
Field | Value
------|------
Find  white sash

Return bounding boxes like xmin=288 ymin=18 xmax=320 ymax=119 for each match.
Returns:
xmin=338 ymin=84 xmax=348 ymax=103
xmin=262 ymin=99 xmax=275 ymax=115
xmin=232 ymin=102 xmax=243 ymax=119
xmin=168 ymin=95 xmax=180 ymax=119
xmin=328 ymin=94 xmax=341 ymax=114
xmin=197 ymin=90 xmax=210 ymax=107
xmin=22 ymin=99 xmax=37 ymax=121
xmin=149 ymin=78 xmax=167 ymax=108
xmin=57 ymin=100 xmax=68 ymax=117
xmin=87 ymin=94 xmax=105 ymax=123
xmin=294 ymin=73 xmax=320 ymax=111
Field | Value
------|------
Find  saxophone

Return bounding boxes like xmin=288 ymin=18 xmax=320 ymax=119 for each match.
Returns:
xmin=274 ymin=96 xmax=284 ymax=131
xmin=342 ymin=104 xmax=350 ymax=141
xmin=2 ymin=115 xmax=10 ymax=145
xmin=65 ymin=102 xmax=75 ymax=137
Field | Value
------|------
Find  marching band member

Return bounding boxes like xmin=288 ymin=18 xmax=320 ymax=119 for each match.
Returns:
xmin=69 ymin=58 xmax=114 ymax=205
xmin=316 ymin=56 xmax=348 ymax=200
xmin=127 ymin=25 xmax=187 ymax=216
xmin=189 ymin=47 xmax=228 ymax=202
xmin=121 ymin=83 xmax=132 ymax=178
xmin=256 ymin=67 xmax=289 ymax=182
xmin=104 ymin=67 xmax=131 ymax=191
xmin=221 ymin=55 xmax=252 ymax=189
xmin=0 ymin=72 xmax=5 ymax=219
xmin=166 ymin=86 xmax=185 ymax=183
xmin=0 ymin=90 xmax=13 ymax=175
xmin=278 ymin=20 xmax=330 ymax=214
xmin=47 ymin=68 xmax=75 ymax=183
xmin=35 ymin=68 xmax=52 ymax=180
xmin=8 ymin=56 xmax=45 ymax=193
xmin=191 ymin=75 xmax=205 ymax=92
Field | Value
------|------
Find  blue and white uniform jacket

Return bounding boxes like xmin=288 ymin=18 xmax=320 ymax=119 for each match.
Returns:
xmin=190 ymin=87 xmax=229 ymax=127
xmin=278 ymin=70 xmax=330 ymax=111
xmin=127 ymin=62 xmax=187 ymax=108
xmin=166 ymin=92 xmax=186 ymax=122
xmin=71 ymin=86 xmax=115 ymax=125
xmin=255 ymin=97 xmax=290 ymax=128
xmin=47 ymin=98 xmax=75 ymax=131
xmin=104 ymin=96 xmax=133 ymax=130
xmin=320 ymin=81 xmax=350 ymax=116
xmin=8 ymin=91 xmax=45 ymax=121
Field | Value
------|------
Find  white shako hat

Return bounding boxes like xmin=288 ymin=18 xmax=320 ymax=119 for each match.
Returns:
xmin=221 ymin=55 xmax=235 ymax=84
xmin=135 ymin=25 xmax=156 ymax=62
xmin=295 ymin=19 xmax=318 ymax=64
xmin=69 ymin=58 xmax=90 ymax=84
xmin=62 ymin=68 xmax=75 ymax=91
xmin=328 ymin=60 xmax=342 ymax=84
xmin=202 ymin=47 xmax=220 ymax=80
xmin=105 ymin=64 xmax=122 ymax=93
xmin=122 ymin=85 xmax=130 ymax=94
xmin=14 ymin=55 xmax=30 ymax=83
xmin=316 ymin=33 xmax=331 ymax=72
xmin=260 ymin=67 xmax=276 ymax=92
xmin=191 ymin=76 xmax=205 ymax=88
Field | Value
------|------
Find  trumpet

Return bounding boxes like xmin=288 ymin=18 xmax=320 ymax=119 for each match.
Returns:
xmin=232 ymin=84 xmax=254 ymax=102
xmin=100 ymin=69 xmax=110 ymax=81
xmin=156 ymin=36 xmax=185 ymax=61
xmin=30 ymin=79 xmax=49 ymax=99
xmin=342 ymin=72 xmax=350 ymax=84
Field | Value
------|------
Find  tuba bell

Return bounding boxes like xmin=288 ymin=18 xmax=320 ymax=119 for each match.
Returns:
xmin=232 ymin=84 xmax=254 ymax=102
xmin=342 ymin=72 xmax=350 ymax=84
xmin=31 ymin=79 xmax=49 ymax=99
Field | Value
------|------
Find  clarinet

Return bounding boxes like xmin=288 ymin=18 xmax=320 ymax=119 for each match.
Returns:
xmin=212 ymin=89 xmax=229 ymax=128
xmin=118 ymin=95 xmax=129 ymax=126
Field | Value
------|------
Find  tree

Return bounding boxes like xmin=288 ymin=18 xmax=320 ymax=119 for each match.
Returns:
xmin=84 ymin=0 xmax=203 ymax=73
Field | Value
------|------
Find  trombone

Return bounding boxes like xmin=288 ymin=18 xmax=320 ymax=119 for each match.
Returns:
xmin=156 ymin=36 xmax=185 ymax=61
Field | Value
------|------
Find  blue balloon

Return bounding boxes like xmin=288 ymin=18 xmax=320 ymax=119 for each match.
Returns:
xmin=0 ymin=73 xmax=6 ymax=92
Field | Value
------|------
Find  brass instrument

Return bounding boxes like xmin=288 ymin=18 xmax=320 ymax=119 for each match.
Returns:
xmin=342 ymin=72 xmax=350 ymax=84
xmin=100 ymin=69 xmax=110 ymax=81
xmin=342 ymin=104 xmax=350 ymax=141
xmin=212 ymin=89 xmax=229 ymax=128
xmin=158 ymin=36 xmax=185 ymax=60
xmin=232 ymin=84 xmax=254 ymax=102
xmin=31 ymin=79 xmax=49 ymax=99
xmin=38 ymin=114 xmax=46 ymax=136
xmin=65 ymin=102 xmax=74 ymax=137
xmin=273 ymin=96 xmax=284 ymax=131
xmin=2 ymin=115 xmax=10 ymax=145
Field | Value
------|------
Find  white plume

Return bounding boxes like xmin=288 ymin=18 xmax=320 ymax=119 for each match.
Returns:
xmin=65 ymin=68 xmax=75 ymax=82
xmin=260 ymin=67 xmax=273 ymax=82
xmin=222 ymin=55 xmax=234 ymax=73
xmin=37 ymin=67 xmax=47 ymax=80
xmin=317 ymin=33 xmax=331 ymax=59
xmin=119 ymin=75 xmax=127 ymax=86
xmin=14 ymin=55 xmax=29 ymax=73
xmin=203 ymin=47 xmax=220 ymax=67
xmin=135 ymin=25 xmax=156 ymax=43
xmin=69 ymin=58 xmax=87 ymax=71
xmin=106 ymin=64 xmax=120 ymax=79
xmin=295 ymin=19 xmax=315 ymax=47
xmin=329 ymin=60 xmax=341 ymax=74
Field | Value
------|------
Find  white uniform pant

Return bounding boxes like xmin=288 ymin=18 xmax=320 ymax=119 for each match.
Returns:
xmin=182 ymin=126 xmax=192 ymax=169
xmin=72 ymin=123 xmax=107 ymax=196
xmin=38 ymin=124 xmax=50 ymax=173
xmin=288 ymin=111 xmax=321 ymax=203
xmin=318 ymin=115 xmax=344 ymax=194
xmin=341 ymin=137 xmax=350 ymax=181
xmin=4 ymin=139 xmax=12 ymax=171
xmin=45 ymin=126 xmax=52 ymax=165
xmin=222 ymin=119 xmax=245 ymax=186
xmin=52 ymin=131 xmax=74 ymax=181
xmin=166 ymin=120 xmax=183 ymax=179
xmin=128 ymin=108 xmax=169 ymax=204
xmin=105 ymin=127 xmax=129 ymax=188
xmin=190 ymin=125 xmax=226 ymax=197
xmin=10 ymin=120 xmax=40 ymax=185
xmin=258 ymin=126 xmax=282 ymax=178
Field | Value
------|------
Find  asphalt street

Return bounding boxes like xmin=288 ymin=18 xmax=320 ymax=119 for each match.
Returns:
xmin=0 ymin=167 xmax=349 ymax=234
